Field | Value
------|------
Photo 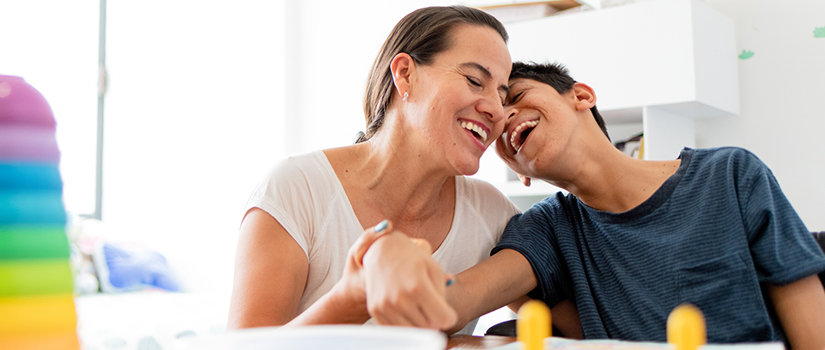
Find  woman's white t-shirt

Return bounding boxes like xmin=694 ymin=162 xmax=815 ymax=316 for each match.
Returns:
xmin=246 ymin=151 xmax=519 ymax=332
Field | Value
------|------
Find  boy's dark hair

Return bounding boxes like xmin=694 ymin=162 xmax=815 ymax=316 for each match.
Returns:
xmin=510 ymin=61 xmax=610 ymax=141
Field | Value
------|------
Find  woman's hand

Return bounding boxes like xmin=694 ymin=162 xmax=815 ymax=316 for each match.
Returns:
xmin=327 ymin=220 xmax=396 ymax=312
xmin=360 ymin=221 xmax=457 ymax=330
xmin=289 ymin=219 xmax=394 ymax=325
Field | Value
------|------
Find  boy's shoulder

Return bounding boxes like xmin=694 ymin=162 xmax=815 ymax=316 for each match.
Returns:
xmin=685 ymin=146 xmax=766 ymax=171
xmin=526 ymin=191 xmax=580 ymax=217
xmin=688 ymin=146 xmax=756 ymax=160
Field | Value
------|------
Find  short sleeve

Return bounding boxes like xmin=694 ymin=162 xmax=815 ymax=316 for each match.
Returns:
xmin=463 ymin=176 xmax=521 ymax=238
xmin=492 ymin=198 xmax=569 ymax=307
xmin=245 ymin=155 xmax=318 ymax=258
xmin=739 ymin=155 xmax=825 ymax=285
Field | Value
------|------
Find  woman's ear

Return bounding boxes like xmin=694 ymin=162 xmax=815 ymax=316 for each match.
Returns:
xmin=572 ymin=82 xmax=596 ymax=111
xmin=390 ymin=53 xmax=414 ymax=100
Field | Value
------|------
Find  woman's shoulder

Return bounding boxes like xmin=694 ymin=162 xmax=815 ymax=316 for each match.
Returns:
xmin=256 ymin=151 xmax=336 ymax=190
xmin=457 ymin=176 xmax=519 ymax=215
xmin=458 ymin=176 xmax=509 ymax=199
xmin=269 ymin=151 xmax=328 ymax=176
xmin=252 ymin=151 xmax=337 ymax=202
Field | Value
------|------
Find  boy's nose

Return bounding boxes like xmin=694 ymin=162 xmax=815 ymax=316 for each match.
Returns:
xmin=505 ymin=107 xmax=518 ymax=121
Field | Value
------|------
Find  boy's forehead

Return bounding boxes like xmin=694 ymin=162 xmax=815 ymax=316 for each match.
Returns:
xmin=507 ymin=78 xmax=541 ymax=90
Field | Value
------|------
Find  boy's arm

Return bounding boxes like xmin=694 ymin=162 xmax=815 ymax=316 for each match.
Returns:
xmin=766 ymin=274 xmax=825 ymax=349
xmin=446 ymin=249 xmax=537 ymax=333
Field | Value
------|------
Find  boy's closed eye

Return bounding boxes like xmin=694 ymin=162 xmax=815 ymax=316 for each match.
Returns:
xmin=506 ymin=91 xmax=524 ymax=106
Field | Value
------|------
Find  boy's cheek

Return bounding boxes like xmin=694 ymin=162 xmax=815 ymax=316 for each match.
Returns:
xmin=494 ymin=139 xmax=514 ymax=161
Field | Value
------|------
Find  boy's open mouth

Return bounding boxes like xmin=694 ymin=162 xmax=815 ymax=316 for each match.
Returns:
xmin=509 ymin=119 xmax=538 ymax=153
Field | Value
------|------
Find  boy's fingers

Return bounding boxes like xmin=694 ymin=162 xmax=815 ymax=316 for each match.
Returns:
xmin=394 ymin=297 xmax=431 ymax=327
xmin=378 ymin=310 xmax=414 ymax=327
xmin=420 ymin=267 xmax=458 ymax=329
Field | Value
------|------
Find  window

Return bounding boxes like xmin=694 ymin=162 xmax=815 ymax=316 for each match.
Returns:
xmin=0 ymin=0 xmax=100 ymax=217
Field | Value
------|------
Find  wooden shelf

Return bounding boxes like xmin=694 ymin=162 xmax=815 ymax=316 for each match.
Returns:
xmin=477 ymin=0 xmax=582 ymax=12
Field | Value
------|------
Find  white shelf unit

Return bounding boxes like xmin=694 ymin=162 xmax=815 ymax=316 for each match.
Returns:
xmin=473 ymin=0 xmax=739 ymax=204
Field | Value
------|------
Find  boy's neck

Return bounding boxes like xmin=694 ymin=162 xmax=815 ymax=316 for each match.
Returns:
xmin=558 ymin=151 xmax=682 ymax=214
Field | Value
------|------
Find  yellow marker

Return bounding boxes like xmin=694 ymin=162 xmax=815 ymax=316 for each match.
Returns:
xmin=517 ymin=300 xmax=551 ymax=350
xmin=667 ymin=303 xmax=706 ymax=350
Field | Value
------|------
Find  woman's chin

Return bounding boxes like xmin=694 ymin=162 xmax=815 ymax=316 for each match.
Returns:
xmin=452 ymin=160 xmax=481 ymax=176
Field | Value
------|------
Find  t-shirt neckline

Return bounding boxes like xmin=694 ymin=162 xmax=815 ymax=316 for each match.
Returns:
xmin=583 ymin=148 xmax=695 ymax=223
xmin=315 ymin=150 xmax=462 ymax=256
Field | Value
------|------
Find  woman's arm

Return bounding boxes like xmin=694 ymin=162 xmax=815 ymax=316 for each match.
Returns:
xmin=227 ymin=208 xmax=370 ymax=328
xmin=767 ymin=274 xmax=825 ymax=349
xmin=227 ymin=208 xmax=311 ymax=328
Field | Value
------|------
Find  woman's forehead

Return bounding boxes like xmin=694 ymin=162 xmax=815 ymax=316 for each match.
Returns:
xmin=438 ymin=24 xmax=510 ymax=75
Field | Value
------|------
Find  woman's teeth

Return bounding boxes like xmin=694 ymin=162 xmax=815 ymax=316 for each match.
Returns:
xmin=460 ymin=121 xmax=488 ymax=143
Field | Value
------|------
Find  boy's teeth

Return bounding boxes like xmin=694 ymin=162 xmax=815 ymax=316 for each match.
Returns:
xmin=509 ymin=120 xmax=539 ymax=152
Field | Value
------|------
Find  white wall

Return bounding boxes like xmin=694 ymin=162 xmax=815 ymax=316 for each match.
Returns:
xmin=283 ymin=0 xmax=468 ymax=153
xmin=696 ymin=0 xmax=825 ymax=230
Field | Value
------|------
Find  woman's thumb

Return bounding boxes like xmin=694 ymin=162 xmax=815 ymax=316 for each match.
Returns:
xmin=351 ymin=219 xmax=393 ymax=268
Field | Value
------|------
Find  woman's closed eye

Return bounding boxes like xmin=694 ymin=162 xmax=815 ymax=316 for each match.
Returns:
xmin=465 ymin=76 xmax=482 ymax=87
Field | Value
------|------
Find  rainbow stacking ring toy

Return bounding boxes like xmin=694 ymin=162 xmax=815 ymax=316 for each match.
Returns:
xmin=0 ymin=75 xmax=80 ymax=349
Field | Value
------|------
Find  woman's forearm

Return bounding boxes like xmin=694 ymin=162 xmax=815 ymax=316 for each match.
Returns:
xmin=287 ymin=284 xmax=371 ymax=325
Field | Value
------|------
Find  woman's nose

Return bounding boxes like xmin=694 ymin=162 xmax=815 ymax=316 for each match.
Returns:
xmin=478 ymin=93 xmax=505 ymax=124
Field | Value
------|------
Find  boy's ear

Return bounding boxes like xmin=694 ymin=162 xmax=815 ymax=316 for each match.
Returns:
xmin=571 ymin=82 xmax=596 ymax=111
xmin=390 ymin=52 xmax=415 ymax=100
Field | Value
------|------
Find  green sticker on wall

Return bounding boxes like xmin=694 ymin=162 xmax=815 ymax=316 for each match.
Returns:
xmin=738 ymin=49 xmax=754 ymax=60
xmin=814 ymin=26 xmax=825 ymax=38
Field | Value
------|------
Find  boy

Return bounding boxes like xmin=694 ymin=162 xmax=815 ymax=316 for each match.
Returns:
xmin=360 ymin=62 xmax=825 ymax=348
xmin=474 ymin=62 xmax=825 ymax=347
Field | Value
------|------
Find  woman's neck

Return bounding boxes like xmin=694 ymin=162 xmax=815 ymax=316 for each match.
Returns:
xmin=325 ymin=128 xmax=455 ymax=225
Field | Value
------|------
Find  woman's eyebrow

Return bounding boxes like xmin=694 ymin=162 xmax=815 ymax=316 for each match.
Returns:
xmin=459 ymin=62 xmax=510 ymax=96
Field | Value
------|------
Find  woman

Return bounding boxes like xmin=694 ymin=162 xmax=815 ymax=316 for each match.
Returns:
xmin=227 ymin=6 xmax=518 ymax=333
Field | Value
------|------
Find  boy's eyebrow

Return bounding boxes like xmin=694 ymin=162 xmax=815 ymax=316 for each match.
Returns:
xmin=459 ymin=62 xmax=510 ymax=96
xmin=507 ymin=80 xmax=527 ymax=91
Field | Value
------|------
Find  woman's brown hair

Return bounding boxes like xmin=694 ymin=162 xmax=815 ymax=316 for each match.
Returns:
xmin=357 ymin=6 xmax=508 ymax=143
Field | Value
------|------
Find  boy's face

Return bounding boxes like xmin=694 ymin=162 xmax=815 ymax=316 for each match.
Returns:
xmin=495 ymin=78 xmax=579 ymax=178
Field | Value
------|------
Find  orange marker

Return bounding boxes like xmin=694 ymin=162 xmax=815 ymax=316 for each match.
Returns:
xmin=667 ymin=303 xmax=706 ymax=350
xmin=517 ymin=300 xmax=551 ymax=350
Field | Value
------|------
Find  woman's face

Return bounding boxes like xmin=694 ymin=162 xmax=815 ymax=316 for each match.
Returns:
xmin=405 ymin=24 xmax=511 ymax=176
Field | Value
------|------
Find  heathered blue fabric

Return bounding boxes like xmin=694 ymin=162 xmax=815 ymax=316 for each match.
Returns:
xmin=493 ymin=147 xmax=825 ymax=343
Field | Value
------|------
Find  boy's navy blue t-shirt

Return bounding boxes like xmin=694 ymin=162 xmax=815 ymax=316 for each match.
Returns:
xmin=493 ymin=147 xmax=825 ymax=343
